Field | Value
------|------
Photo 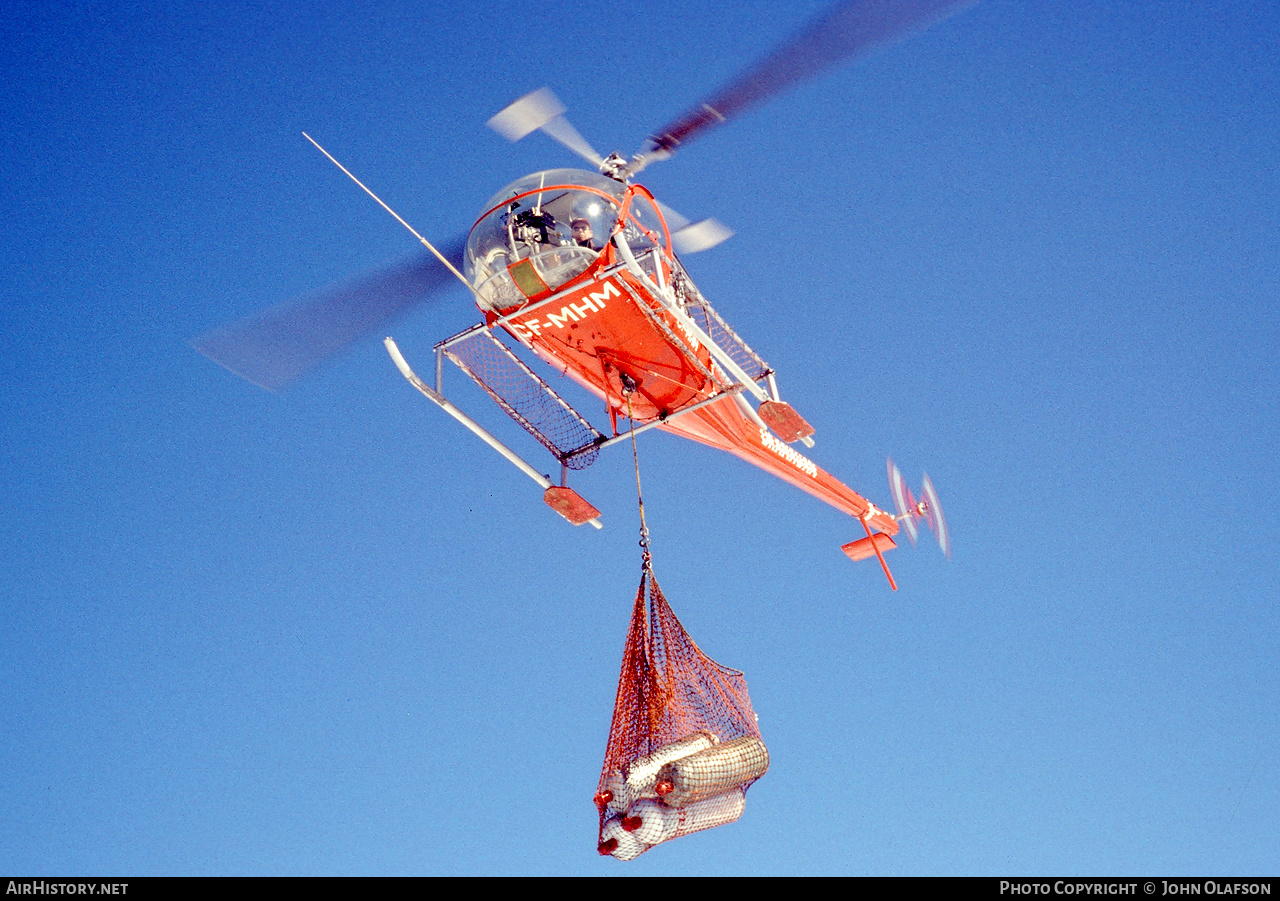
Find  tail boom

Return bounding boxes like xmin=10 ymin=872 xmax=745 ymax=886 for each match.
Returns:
xmin=658 ymin=395 xmax=899 ymax=535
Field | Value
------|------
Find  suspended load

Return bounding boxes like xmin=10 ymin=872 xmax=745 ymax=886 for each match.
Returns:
xmin=594 ymin=565 xmax=768 ymax=860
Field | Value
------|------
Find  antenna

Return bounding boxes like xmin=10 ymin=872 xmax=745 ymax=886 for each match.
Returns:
xmin=301 ymin=132 xmax=482 ymax=304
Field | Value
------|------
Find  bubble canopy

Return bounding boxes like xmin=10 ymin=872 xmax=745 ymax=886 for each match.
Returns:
xmin=464 ymin=168 xmax=664 ymax=312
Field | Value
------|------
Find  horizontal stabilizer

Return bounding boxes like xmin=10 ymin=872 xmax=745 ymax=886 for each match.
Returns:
xmin=841 ymin=532 xmax=896 ymax=562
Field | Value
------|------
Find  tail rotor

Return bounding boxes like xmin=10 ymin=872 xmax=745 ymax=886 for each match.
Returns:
xmin=886 ymin=458 xmax=950 ymax=559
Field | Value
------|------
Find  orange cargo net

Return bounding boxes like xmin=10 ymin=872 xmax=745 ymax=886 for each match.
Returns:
xmin=595 ymin=562 xmax=766 ymax=859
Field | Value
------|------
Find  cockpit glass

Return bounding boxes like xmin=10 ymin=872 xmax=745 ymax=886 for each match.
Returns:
xmin=466 ymin=169 xmax=624 ymax=311
xmin=623 ymin=194 xmax=666 ymax=253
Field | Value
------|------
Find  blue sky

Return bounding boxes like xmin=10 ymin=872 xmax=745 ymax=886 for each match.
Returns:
xmin=2 ymin=0 xmax=1277 ymax=875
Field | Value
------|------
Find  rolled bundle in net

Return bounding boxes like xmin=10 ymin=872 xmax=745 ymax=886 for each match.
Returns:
xmin=655 ymin=735 xmax=770 ymax=808
xmin=600 ymin=732 xmax=718 ymax=813
xmin=599 ymin=814 xmax=648 ymax=861
xmin=624 ymin=789 xmax=747 ymax=846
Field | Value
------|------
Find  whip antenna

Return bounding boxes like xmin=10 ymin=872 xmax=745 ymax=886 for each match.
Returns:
xmin=302 ymin=132 xmax=480 ymax=302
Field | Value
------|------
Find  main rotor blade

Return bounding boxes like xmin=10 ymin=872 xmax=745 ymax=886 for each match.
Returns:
xmin=654 ymin=200 xmax=735 ymax=254
xmin=193 ymin=238 xmax=467 ymax=392
xmin=648 ymin=0 xmax=977 ymax=154
xmin=488 ymin=87 xmax=604 ymax=167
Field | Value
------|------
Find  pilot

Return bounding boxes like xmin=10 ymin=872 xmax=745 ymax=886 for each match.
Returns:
xmin=571 ymin=217 xmax=601 ymax=251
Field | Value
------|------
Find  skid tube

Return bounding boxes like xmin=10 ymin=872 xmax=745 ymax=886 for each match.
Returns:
xmin=385 ymin=337 xmax=603 ymax=529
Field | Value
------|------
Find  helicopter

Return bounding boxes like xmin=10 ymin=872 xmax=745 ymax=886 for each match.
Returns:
xmin=194 ymin=0 xmax=965 ymax=587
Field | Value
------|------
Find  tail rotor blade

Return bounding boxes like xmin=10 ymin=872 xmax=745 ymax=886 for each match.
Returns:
xmin=193 ymin=238 xmax=467 ymax=392
xmin=887 ymin=457 xmax=919 ymax=545
xmin=921 ymin=472 xmax=950 ymax=559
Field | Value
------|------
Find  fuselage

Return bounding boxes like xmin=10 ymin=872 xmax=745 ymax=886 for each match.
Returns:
xmin=464 ymin=169 xmax=897 ymax=534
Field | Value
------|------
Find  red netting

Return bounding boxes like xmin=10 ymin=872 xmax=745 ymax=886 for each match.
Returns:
xmin=594 ymin=563 xmax=766 ymax=859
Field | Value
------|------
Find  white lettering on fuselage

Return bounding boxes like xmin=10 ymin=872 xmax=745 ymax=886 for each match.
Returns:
xmin=511 ymin=280 xmax=620 ymax=340
xmin=759 ymin=427 xmax=818 ymax=477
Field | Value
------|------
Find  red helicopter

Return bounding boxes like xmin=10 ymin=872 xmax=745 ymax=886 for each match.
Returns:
xmin=195 ymin=0 xmax=964 ymax=587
